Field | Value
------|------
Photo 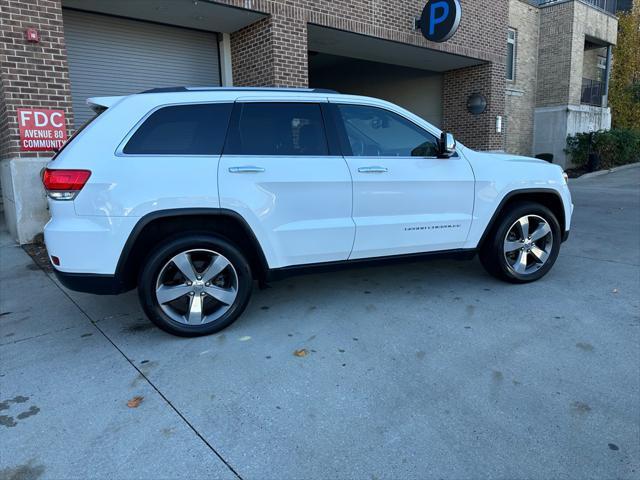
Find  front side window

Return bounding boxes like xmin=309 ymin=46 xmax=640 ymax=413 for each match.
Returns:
xmin=337 ymin=104 xmax=439 ymax=157
xmin=506 ymin=28 xmax=517 ymax=81
xmin=123 ymin=103 xmax=233 ymax=155
xmin=224 ymin=103 xmax=329 ymax=156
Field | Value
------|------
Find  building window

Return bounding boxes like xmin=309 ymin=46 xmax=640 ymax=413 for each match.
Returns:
xmin=597 ymin=55 xmax=607 ymax=82
xmin=506 ymin=28 xmax=517 ymax=81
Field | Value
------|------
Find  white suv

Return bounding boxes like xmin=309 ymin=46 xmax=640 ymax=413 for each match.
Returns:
xmin=43 ymin=87 xmax=573 ymax=336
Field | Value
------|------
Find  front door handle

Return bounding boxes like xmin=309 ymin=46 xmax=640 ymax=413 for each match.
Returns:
xmin=358 ymin=166 xmax=388 ymax=174
xmin=229 ymin=166 xmax=265 ymax=174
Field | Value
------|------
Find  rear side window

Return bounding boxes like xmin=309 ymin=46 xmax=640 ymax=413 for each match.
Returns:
xmin=123 ymin=103 xmax=232 ymax=155
xmin=224 ymin=103 xmax=329 ymax=156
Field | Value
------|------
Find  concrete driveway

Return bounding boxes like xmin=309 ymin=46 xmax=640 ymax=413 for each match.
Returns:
xmin=1 ymin=167 xmax=639 ymax=480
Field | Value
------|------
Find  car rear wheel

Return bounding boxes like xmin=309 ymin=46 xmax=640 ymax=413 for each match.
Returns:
xmin=138 ymin=234 xmax=252 ymax=337
xmin=479 ymin=202 xmax=561 ymax=283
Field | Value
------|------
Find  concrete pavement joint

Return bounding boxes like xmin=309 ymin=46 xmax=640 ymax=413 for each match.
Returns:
xmin=43 ymin=272 xmax=245 ymax=480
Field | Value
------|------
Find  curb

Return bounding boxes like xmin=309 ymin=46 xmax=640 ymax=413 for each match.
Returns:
xmin=571 ymin=162 xmax=640 ymax=182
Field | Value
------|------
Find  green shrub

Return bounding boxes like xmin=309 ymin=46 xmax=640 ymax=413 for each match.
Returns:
xmin=565 ymin=128 xmax=640 ymax=170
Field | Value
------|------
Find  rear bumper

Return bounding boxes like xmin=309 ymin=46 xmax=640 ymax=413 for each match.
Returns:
xmin=562 ymin=230 xmax=570 ymax=243
xmin=52 ymin=268 xmax=125 ymax=295
xmin=44 ymin=204 xmax=138 ymax=275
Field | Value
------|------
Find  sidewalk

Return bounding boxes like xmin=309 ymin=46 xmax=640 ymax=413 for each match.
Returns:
xmin=0 ymin=226 xmax=236 ymax=479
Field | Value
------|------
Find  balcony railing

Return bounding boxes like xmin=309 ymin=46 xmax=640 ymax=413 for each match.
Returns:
xmin=581 ymin=78 xmax=605 ymax=106
xmin=537 ymin=0 xmax=617 ymax=15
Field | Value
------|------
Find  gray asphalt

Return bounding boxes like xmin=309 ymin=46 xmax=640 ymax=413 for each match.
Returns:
xmin=1 ymin=167 xmax=639 ymax=480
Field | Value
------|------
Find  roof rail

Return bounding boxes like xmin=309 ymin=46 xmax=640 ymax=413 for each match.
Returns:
xmin=140 ymin=86 xmax=339 ymax=94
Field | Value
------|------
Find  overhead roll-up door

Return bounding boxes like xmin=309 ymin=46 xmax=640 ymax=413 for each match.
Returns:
xmin=63 ymin=9 xmax=221 ymax=126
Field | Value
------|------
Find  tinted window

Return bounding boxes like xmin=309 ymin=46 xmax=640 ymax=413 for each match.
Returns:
xmin=225 ymin=103 xmax=328 ymax=156
xmin=123 ymin=103 xmax=232 ymax=155
xmin=337 ymin=104 xmax=439 ymax=157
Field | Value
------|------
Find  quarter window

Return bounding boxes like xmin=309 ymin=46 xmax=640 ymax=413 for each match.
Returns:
xmin=123 ymin=103 xmax=233 ymax=155
xmin=506 ymin=28 xmax=517 ymax=81
xmin=336 ymin=104 xmax=439 ymax=157
xmin=224 ymin=103 xmax=329 ymax=156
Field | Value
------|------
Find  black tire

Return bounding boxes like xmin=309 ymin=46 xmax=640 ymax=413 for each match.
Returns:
xmin=138 ymin=233 xmax=253 ymax=337
xmin=479 ymin=201 xmax=561 ymax=284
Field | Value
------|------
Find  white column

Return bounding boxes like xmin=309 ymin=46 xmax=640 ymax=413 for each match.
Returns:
xmin=218 ymin=33 xmax=233 ymax=87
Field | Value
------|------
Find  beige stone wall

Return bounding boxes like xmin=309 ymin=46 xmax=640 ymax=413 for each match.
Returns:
xmin=505 ymin=0 xmax=539 ymax=156
xmin=536 ymin=1 xmax=575 ymax=108
xmin=536 ymin=0 xmax=618 ymax=108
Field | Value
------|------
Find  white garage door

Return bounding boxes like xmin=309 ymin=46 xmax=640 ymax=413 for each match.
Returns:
xmin=64 ymin=9 xmax=221 ymax=127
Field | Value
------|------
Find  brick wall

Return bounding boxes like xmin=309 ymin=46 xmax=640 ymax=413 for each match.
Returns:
xmin=226 ymin=0 xmax=508 ymax=151
xmin=505 ymin=0 xmax=540 ymax=156
xmin=0 ymin=0 xmax=74 ymax=160
xmin=0 ymin=77 xmax=9 ymax=161
xmin=222 ymin=0 xmax=508 ymax=64
xmin=442 ymin=63 xmax=506 ymax=151
xmin=231 ymin=15 xmax=308 ymax=87
xmin=0 ymin=0 xmax=509 ymax=157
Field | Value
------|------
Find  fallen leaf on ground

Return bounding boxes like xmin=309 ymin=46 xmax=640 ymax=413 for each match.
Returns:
xmin=293 ymin=349 xmax=309 ymax=357
xmin=239 ymin=336 xmax=252 ymax=342
xmin=127 ymin=396 xmax=144 ymax=408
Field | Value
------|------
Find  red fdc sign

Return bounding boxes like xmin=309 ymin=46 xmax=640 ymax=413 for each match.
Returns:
xmin=17 ymin=108 xmax=68 ymax=152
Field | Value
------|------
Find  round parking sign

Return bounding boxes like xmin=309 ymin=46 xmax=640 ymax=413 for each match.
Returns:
xmin=419 ymin=0 xmax=462 ymax=43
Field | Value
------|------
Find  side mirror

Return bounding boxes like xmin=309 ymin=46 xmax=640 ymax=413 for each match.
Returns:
xmin=439 ymin=132 xmax=456 ymax=158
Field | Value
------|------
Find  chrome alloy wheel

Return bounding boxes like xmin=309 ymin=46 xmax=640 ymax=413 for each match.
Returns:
xmin=155 ymin=249 xmax=238 ymax=325
xmin=503 ymin=215 xmax=553 ymax=275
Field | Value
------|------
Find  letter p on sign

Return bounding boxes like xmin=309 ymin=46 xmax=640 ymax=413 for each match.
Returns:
xmin=429 ymin=1 xmax=449 ymax=35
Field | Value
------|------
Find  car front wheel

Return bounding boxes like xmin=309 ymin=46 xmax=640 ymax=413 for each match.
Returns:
xmin=479 ymin=202 xmax=561 ymax=283
xmin=138 ymin=234 xmax=253 ymax=337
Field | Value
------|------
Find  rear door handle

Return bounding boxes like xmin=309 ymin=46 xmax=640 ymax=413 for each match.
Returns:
xmin=358 ymin=166 xmax=388 ymax=174
xmin=228 ymin=166 xmax=265 ymax=174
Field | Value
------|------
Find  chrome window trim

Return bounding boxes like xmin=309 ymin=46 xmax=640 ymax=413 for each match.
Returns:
xmin=233 ymin=97 xmax=329 ymax=104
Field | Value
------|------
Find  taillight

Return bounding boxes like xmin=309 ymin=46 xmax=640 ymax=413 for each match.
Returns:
xmin=42 ymin=168 xmax=91 ymax=200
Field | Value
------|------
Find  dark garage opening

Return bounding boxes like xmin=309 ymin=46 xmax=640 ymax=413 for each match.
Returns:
xmin=308 ymin=52 xmax=444 ymax=128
